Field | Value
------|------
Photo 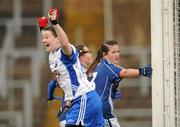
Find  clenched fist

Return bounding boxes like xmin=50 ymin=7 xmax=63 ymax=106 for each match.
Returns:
xmin=38 ymin=16 xmax=48 ymax=31
xmin=48 ymin=8 xmax=60 ymax=25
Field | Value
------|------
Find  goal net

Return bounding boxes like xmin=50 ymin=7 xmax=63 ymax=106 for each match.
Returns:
xmin=151 ymin=0 xmax=180 ymax=127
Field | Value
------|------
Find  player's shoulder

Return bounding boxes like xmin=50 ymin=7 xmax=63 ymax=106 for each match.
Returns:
xmin=49 ymin=48 xmax=61 ymax=58
xmin=102 ymin=59 xmax=116 ymax=67
xmin=102 ymin=59 xmax=124 ymax=70
xmin=69 ymin=44 xmax=77 ymax=52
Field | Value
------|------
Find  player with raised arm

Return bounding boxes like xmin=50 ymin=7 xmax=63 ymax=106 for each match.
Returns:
xmin=87 ymin=40 xmax=152 ymax=127
xmin=47 ymin=44 xmax=94 ymax=127
xmin=38 ymin=8 xmax=104 ymax=127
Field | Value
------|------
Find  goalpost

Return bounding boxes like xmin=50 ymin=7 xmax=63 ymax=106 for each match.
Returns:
xmin=151 ymin=0 xmax=180 ymax=127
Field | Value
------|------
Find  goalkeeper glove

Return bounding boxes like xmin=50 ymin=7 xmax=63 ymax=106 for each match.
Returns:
xmin=139 ymin=64 xmax=152 ymax=78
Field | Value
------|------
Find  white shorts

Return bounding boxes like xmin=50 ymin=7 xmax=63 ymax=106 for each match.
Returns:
xmin=104 ymin=117 xmax=120 ymax=127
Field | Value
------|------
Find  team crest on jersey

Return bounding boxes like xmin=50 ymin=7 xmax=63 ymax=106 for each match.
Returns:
xmin=49 ymin=61 xmax=57 ymax=67
xmin=49 ymin=60 xmax=59 ymax=72
xmin=54 ymin=63 xmax=58 ymax=68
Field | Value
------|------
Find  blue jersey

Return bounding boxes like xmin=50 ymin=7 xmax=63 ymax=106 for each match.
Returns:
xmin=49 ymin=45 xmax=95 ymax=101
xmin=93 ymin=59 xmax=123 ymax=119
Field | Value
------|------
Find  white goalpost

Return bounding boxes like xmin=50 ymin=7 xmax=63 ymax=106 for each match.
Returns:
xmin=151 ymin=0 xmax=180 ymax=127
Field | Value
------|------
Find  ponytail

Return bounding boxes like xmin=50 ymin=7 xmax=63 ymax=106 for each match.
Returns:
xmin=87 ymin=40 xmax=118 ymax=76
xmin=86 ymin=49 xmax=103 ymax=76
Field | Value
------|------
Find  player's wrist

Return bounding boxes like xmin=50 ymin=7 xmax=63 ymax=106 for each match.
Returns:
xmin=51 ymin=20 xmax=58 ymax=25
xmin=139 ymin=68 xmax=142 ymax=76
xmin=64 ymin=105 xmax=70 ymax=109
xmin=65 ymin=100 xmax=71 ymax=107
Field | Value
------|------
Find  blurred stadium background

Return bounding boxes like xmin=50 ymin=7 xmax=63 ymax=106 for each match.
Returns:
xmin=0 ymin=0 xmax=179 ymax=127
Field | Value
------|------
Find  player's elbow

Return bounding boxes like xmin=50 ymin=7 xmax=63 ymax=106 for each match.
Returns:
xmin=119 ymin=69 xmax=129 ymax=78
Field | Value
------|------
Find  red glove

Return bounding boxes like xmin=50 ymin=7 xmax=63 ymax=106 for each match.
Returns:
xmin=48 ymin=7 xmax=60 ymax=25
xmin=38 ymin=16 xmax=48 ymax=31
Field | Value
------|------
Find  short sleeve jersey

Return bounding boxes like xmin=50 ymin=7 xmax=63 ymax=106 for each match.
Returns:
xmin=49 ymin=45 xmax=95 ymax=101
xmin=93 ymin=59 xmax=123 ymax=119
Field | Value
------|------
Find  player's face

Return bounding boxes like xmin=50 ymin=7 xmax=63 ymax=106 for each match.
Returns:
xmin=80 ymin=46 xmax=93 ymax=66
xmin=106 ymin=44 xmax=120 ymax=65
xmin=41 ymin=30 xmax=59 ymax=52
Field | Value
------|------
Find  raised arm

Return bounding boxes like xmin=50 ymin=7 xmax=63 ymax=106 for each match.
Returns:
xmin=48 ymin=8 xmax=72 ymax=55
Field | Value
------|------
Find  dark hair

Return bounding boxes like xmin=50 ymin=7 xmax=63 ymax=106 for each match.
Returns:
xmin=76 ymin=44 xmax=87 ymax=58
xmin=43 ymin=26 xmax=57 ymax=37
xmin=87 ymin=40 xmax=118 ymax=76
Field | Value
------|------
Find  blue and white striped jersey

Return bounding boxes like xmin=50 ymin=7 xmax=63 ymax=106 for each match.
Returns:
xmin=49 ymin=45 xmax=95 ymax=101
xmin=92 ymin=59 xmax=123 ymax=119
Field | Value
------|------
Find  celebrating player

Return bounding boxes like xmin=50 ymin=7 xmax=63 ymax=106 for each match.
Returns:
xmin=87 ymin=40 xmax=152 ymax=127
xmin=47 ymin=44 xmax=94 ymax=127
xmin=38 ymin=8 xmax=104 ymax=127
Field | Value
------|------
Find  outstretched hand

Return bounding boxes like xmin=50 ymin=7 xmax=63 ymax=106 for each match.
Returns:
xmin=139 ymin=64 xmax=152 ymax=78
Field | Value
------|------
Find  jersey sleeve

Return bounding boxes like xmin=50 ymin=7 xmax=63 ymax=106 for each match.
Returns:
xmin=60 ymin=44 xmax=79 ymax=64
xmin=104 ymin=61 xmax=124 ymax=83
